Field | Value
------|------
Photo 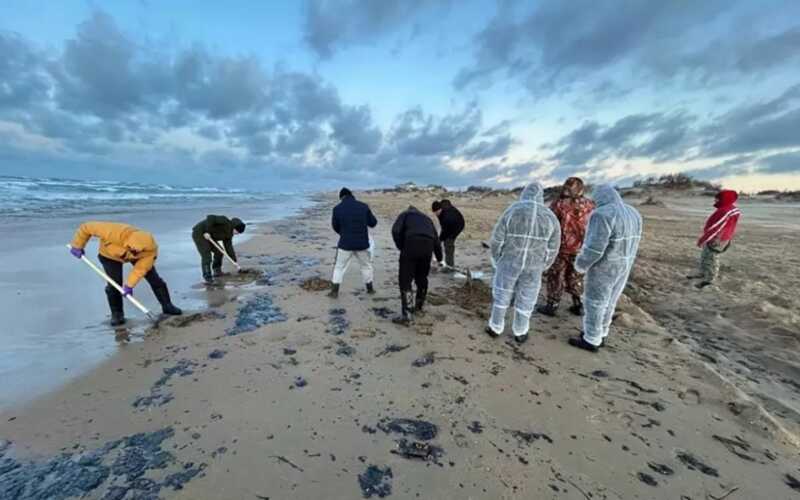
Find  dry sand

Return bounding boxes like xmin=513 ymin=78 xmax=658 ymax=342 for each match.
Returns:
xmin=1 ymin=190 xmax=799 ymax=499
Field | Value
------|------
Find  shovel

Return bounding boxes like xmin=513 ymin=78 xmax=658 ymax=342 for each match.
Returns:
xmin=204 ymin=234 xmax=241 ymax=271
xmin=66 ymin=244 xmax=155 ymax=321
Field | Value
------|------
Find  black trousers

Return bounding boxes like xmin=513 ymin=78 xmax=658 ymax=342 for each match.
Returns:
xmin=99 ymin=254 xmax=167 ymax=313
xmin=192 ymin=231 xmax=224 ymax=270
xmin=398 ymin=237 xmax=433 ymax=292
xmin=443 ymin=238 xmax=456 ymax=267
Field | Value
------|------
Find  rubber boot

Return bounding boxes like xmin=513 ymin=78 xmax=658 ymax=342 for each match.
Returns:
xmin=153 ymin=283 xmax=182 ymax=315
xmin=415 ymin=287 xmax=427 ymax=316
xmin=202 ymin=263 xmax=214 ymax=285
xmin=106 ymin=286 xmax=126 ymax=327
xmin=568 ymin=296 xmax=583 ymax=316
xmin=328 ymin=283 xmax=340 ymax=298
xmin=366 ymin=282 xmax=376 ymax=295
xmin=392 ymin=291 xmax=415 ymax=326
xmin=536 ymin=303 xmax=558 ymax=317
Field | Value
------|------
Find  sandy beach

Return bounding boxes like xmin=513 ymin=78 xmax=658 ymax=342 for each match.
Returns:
xmin=1 ymin=188 xmax=799 ymax=500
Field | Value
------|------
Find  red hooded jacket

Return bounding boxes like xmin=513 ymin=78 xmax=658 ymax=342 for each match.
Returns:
xmin=697 ymin=190 xmax=741 ymax=247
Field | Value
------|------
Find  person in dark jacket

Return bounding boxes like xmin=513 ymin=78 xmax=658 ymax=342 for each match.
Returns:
xmin=329 ymin=188 xmax=378 ymax=298
xmin=391 ymin=206 xmax=443 ymax=325
xmin=432 ymin=199 xmax=465 ymax=269
xmin=192 ymin=215 xmax=246 ymax=284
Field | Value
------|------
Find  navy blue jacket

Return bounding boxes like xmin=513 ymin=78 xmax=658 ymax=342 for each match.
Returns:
xmin=332 ymin=195 xmax=378 ymax=251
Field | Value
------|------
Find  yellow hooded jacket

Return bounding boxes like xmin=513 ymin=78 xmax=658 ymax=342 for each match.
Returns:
xmin=71 ymin=222 xmax=158 ymax=288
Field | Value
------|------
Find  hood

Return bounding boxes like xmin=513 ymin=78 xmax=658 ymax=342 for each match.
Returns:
xmin=561 ymin=177 xmax=585 ymax=198
xmin=440 ymin=199 xmax=453 ymax=209
xmin=592 ymin=184 xmax=623 ymax=207
xmin=714 ymin=189 xmax=738 ymax=208
xmin=125 ymin=231 xmax=157 ymax=254
xmin=231 ymin=217 xmax=246 ymax=233
xmin=519 ymin=181 xmax=544 ymax=204
xmin=406 ymin=205 xmax=421 ymax=214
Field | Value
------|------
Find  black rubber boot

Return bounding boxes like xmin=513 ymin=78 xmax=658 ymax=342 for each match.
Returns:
xmin=202 ymin=263 xmax=214 ymax=285
xmin=415 ymin=287 xmax=427 ymax=316
xmin=695 ymin=281 xmax=713 ymax=289
xmin=153 ymin=283 xmax=182 ymax=316
xmin=106 ymin=287 xmax=126 ymax=326
xmin=568 ymin=296 xmax=583 ymax=316
xmin=514 ymin=334 xmax=528 ymax=344
xmin=484 ymin=326 xmax=500 ymax=338
xmin=212 ymin=266 xmax=228 ymax=278
xmin=536 ymin=303 xmax=558 ymax=317
xmin=393 ymin=291 xmax=415 ymax=326
xmin=328 ymin=283 xmax=340 ymax=298
xmin=568 ymin=336 xmax=599 ymax=353
xmin=366 ymin=282 xmax=376 ymax=295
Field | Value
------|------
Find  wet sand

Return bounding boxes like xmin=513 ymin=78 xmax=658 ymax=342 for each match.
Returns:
xmin=1 ymin=190 xmax=799 ymax=499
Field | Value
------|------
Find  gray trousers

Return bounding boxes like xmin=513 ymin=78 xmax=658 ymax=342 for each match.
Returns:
xmin=443 ymin=239 xmax=456 ymax=267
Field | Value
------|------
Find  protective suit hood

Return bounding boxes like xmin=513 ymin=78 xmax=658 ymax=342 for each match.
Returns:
xmin=520 ymin=181 xmax=545 ymax=204
xmin=593 ymin=184 xmax=622 ymax=207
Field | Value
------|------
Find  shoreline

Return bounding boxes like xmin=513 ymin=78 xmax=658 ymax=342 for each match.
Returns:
xmin=1 ymin=189 xmax=799 ymax=499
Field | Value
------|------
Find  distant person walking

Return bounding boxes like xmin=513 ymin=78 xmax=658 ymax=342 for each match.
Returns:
xmin=537 ymin=177 xmax=595 ymax=317
xmin=568 ymin=185 xmax=641 ymax=353
xmin=329 ymin=188 xmax=378 ymax=298
xmin=688 ymin=190 xmax=741 ymax=289
xmin=69 ymin=222 xmax=182 ymax=326
xmin=391 ymin=205 xmax=443 ymax=325
xmin=192 ymin=215 xmax=246 ymax=284
xmin=486 ymin=181 xmax=560 ymax=344
xmin=432 ymin=199 xmax=465 ymax=270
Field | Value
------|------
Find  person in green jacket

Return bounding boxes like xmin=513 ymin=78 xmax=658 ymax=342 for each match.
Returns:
xmin=192 ymin=215 xmax=246 ymax=283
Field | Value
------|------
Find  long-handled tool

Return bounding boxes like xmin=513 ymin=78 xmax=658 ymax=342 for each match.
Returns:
xmin=66 ymin=244 xmax=155 ymax=320
xmin=204 ymin=234 xmax=241 ymax=271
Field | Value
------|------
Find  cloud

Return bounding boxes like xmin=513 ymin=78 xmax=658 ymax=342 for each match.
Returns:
xmin=755 ymin=151 xmax=800 ymax=174
xmin=456 ymin=1 xmax=800 ymax=96
xmin=330 ymin=105 xmax=382 ymax=154
xmin=388 ymin=104 xmax=481 ymax=156
xmin=461 ymin=133 xmax=515 ymax=161
xmin=303 ymin=0 xmax=450 ymax=59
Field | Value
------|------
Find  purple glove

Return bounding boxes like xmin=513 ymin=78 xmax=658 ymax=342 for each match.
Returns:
xmin=70 ymin=247 xmax=84 ymax=259
xmin=122 ymin=285 xmax=133 ymax=296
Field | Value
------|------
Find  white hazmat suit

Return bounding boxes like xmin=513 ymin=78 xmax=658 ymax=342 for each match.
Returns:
xmin=488 ymin=181 xmax=560 ymax=337
xmin=574 ymin=184 xmax=642 ymax=347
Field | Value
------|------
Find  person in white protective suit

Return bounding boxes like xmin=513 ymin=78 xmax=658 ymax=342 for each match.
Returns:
xmin=486 ymin=181 xmax=561 ymax=344
xmin=568 ymin=184 xmax=642 ymax=352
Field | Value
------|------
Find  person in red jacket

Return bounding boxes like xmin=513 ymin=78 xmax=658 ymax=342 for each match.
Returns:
xmin=688 ymin=190 xmax=741 ymax=288
xmin=537 ymin=177 xmax=595 ymax=316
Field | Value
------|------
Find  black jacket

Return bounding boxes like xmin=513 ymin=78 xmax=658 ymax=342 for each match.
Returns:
xmin=193 ymin=215 xmax=238 ymax=261
xmin=437 ymin=204 xmax=465 ymax=241
xmin=332 ymin=195 xmax=378 ymax=251
xmin=392 ymin=207 xmax=443 ymax=262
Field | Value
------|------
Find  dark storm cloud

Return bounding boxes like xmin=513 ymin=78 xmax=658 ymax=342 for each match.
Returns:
xmin=0 ymin=32 xmax=50 ymax=108
xmin=388 ymin=104 xmax=481 ymax=156
xmin=302 ymin=0 xmax=450 ymax=59
xmin=461 ymin=133 xmax=514 ymax=161
xmin=456 ymin=0 xmax=800 ymax=95
xmin=330 ymin=105 xmax=383 ymax=154
xmin=755 ymin=151 xmax=800 ymax=174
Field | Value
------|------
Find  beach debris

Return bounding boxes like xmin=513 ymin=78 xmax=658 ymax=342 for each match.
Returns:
xmin=163 ymin=462 xmax=206 ymax=490
xmin=676 ymin=451 xmax=719 ymax=477
xmin=300 ymin=277 xmax=331 ymax=292
xmin=505 ymin=429 xmax=554 ymax=446
xmin=377 ymin=418 xmax=438 ymax=441
xmin=392 ymin=439 xmax=444 ymax=462
xmin=208 ymin=349 xmax=227 ymax=359
xmin=227 ymin=294 xmax=287 ymax=336
xmin=270 ymin=455 xmax=304 ymax=472
xmin=614 ymin=377 xmax=657 ymax=394
xmin=647 ymin=462 xmax=674 ymax=476
xmin=133 ymin=359 xmax=197 ymax=409
xmin=258 ymin=256 xmax=321 ymax=285
xmin=154 ymin=310 xmax=226 ymax=330
xmin=376 ymin=344 xmax=410 ymax=357
xmin=636 ymin=472 xmax=658 ymax=487
xmin=283 ymin=347 xmax=297 ymax=355
xmin=358 ymin=465 xmax=393 ymax=498
xmin=335 ymin=340 xmax=356 ymax=357
xmin=591 ymin=370 xmax=610 ymax=378
xmin=712 ymin=435 xmax=755 ymax=462
xmin=412 ymin=352 xmax=436 ymax=367
xmin=327 ymin=308 xmax=349 ymax=336
xmin=0 ymin=428 xmax=204 ymax=499
xmin=467 ymin=421 xmax=484 ymax=434
xmin=293 ymin=376 xmax=308 ymax=388
xmin=785 ymin=474 xmax=800 ymax=491
xmin=372 ymin=307 xmax=394 ymax=319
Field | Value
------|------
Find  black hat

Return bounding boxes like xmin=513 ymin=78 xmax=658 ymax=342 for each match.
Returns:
xmin=339 ymin=187 xmax=353 ymax=199
xmin=431 ymin=200 xmax=442 ymax=211
xmin=231 ymin=217 xmax=246 ymax=233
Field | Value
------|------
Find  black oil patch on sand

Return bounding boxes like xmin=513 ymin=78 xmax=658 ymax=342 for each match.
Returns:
xmin=227 ymin=294 xmax=287 ymax=336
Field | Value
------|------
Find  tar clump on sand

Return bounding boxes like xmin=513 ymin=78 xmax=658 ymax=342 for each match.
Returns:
xmin=227 ymin=294 xmax=287 ymax=336
xmin=208 ymin=349 xmax=227 ymax=359
xmin=392 ymin=439 xmax=444 ymax=463
xmin=677 ymin=451 xmax=719 ymax=477
xmin=358 ymin=465 xmax=393 ymax=498
xmin=327 ymin=308 xmax=349 ymax=336
xmin=412 ymin=352 xmax=436 ymax=367
xmin=133 ymin=359 xmax=198 ymax=409
xmin=300 ymin=276 xmax=331 ymax=292
xmin=377 ymin=419 xmax=438 ymax=441
xmin=0 ymin=428 xmax=204 ymax=500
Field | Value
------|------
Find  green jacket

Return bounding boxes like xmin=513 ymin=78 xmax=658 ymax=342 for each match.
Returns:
xmin=193 ymin=215 xmax=237 ymax=261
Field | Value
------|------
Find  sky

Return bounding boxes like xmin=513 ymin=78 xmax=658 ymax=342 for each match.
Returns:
xmin=1 ymin=0 xmax=799 ymax=191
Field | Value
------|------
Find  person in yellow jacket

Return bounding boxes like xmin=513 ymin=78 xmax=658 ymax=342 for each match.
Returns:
xmin=69 ymin=222 xmax=182 ymax=326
